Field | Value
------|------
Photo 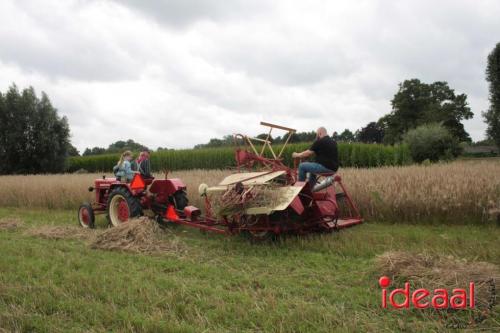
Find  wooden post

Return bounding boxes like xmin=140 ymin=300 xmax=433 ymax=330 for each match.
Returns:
xmin=260 ymin=127 xmax=273 ymax=156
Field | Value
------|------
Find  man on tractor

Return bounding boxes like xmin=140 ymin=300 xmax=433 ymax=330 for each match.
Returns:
xmin=292 ymin=127 xmax=339 ymax=186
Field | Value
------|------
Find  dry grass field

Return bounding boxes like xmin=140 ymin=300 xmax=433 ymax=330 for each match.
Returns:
xmin=0 ymin=159 xmax=499 ymax=223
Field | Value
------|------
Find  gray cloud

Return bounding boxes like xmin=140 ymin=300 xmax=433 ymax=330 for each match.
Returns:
xmin=112 ymin=0 xmax=271 ymax=27
xmin=207 ymin=40 xmax=357 ymax=86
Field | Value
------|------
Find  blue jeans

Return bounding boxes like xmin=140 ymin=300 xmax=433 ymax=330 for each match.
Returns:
xmin=298 ymin=162 xmax=333 ymax=185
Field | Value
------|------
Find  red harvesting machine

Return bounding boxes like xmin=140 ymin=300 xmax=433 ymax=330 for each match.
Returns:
xmin=78 ymin=122 xmax=362 ymax=240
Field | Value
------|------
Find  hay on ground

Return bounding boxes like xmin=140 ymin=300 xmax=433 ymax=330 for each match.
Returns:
xmin=0 ymin=217 xmax=23 ymax=231
xmin=90 ymin=217 xmax=184 ymax=254
xmin=375 ymin=251 xmax=499 ymax=326
xmin=25 ymin=225 xmax=97 ymax=241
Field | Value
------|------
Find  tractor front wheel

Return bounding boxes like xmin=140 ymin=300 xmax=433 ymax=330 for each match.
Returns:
xmin=78 ymin=203 xmax=95 ymax=228
xmin=107 ymin=187 xmax=143 ymax=227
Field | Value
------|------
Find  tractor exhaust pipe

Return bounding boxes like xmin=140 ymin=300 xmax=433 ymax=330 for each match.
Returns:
xmin=312 ymin=176 xmax=334 ymax=192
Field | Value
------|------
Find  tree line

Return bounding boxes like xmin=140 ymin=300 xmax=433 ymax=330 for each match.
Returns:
xmin=82 ymin=139 xmax=150 ymax=156
xmin=0 ymin=85 xmax=76 ymax=174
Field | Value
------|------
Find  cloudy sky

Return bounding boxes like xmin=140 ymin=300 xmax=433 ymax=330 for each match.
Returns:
xmin=0 ymin=0 xmax=498 ymax=152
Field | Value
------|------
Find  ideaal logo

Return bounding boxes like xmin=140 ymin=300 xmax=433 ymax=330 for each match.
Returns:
xmin=379 ymin=276 xmax=475 ymax=309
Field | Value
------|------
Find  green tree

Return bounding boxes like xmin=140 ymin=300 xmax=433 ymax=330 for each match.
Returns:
xmin=0 ymin=84 xmax=71 ymax=174
xmin=67 ymin=144 xmax=80 ymax=156
xmin=382 ymin=79 xmax=473 ymax=144
xmin=83 ymin=147 xmax=106 ymax=156
xmin=82 ymin=140 xmax=150 ymax=155
xmin=403 ymin=123 xmax=461 ymax=163
xmin=338 ymin=129 xmax=355 ymax=142
xmin=483 ymin=42 xmax=500 ymax=149
xmin=107 ymin=139 xmax=149 ymax=153
xmin=296 ymin=131 xmax=317 ymax=142
xmin=357 ymin=122 xmax=384 ymax=143
xmin=256 ymin=133 xmax=274 ymax=142
xmin=194 ymin=135 xmax=233 ymax=149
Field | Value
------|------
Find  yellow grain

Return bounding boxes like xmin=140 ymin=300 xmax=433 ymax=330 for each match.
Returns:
xmin=0 ymin=160 xmax=498 ymax=222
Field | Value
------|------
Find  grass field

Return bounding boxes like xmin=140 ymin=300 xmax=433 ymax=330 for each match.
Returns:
xmin=1 ymin=159 xmax=499 ymax=332
xmin=0 ymin=208 xmax=499 ymax=332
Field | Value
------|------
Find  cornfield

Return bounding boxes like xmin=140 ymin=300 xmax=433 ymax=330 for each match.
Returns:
xmin=1 ymin=159 xmax=498 ymax=223
xmin=67 ymin=143 xmax=412 ymax=172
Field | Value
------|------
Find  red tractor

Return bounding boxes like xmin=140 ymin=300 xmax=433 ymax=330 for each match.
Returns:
xmin=78 ymin=173 xmax=191 ymax=228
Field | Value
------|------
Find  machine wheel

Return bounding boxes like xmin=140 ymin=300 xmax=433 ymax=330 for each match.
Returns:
xmin=78 ymin=203 xmax=95 ymax=229
xmin=106 ymin=187 xmax=143 ymax=227
xmin=242 ymin=230 xmax=276 ymax=242
xmin=172 ymin=190 xmax=189 ymax=210
xmin=239 ymin=215 xmax=276 ymax=241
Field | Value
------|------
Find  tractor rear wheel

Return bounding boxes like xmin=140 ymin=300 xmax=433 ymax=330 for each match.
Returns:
xmin=78 ymin=203 xmax=95 ymax=228
xmin=106 ymin=187 xmax=143 ymax=227
xmin=172 ymin=190 xmax=188 ymax=210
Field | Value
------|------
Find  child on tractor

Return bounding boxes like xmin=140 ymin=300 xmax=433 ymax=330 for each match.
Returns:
xmin=113 ymin=150 xmax=137 ymax=182
xmin=133 ymin=149 xmax=152 ymax=179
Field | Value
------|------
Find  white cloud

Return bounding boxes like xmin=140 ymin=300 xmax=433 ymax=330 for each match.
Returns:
xmin=0 ymin=0 xmax=498 ymax=152
xmin=113 ymin=0 xmax=271 ymax=28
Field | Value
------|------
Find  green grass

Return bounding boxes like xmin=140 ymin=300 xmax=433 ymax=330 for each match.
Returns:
xmin=0 ymin=208 xmax=499 ymax=332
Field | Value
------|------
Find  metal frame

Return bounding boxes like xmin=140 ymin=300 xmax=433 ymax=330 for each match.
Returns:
xmin=234 ymin=121 xmax=296 ymax=163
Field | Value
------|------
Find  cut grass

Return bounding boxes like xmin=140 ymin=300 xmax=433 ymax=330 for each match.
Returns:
xmin=0 ymin=208 xmax=499 ymax=332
